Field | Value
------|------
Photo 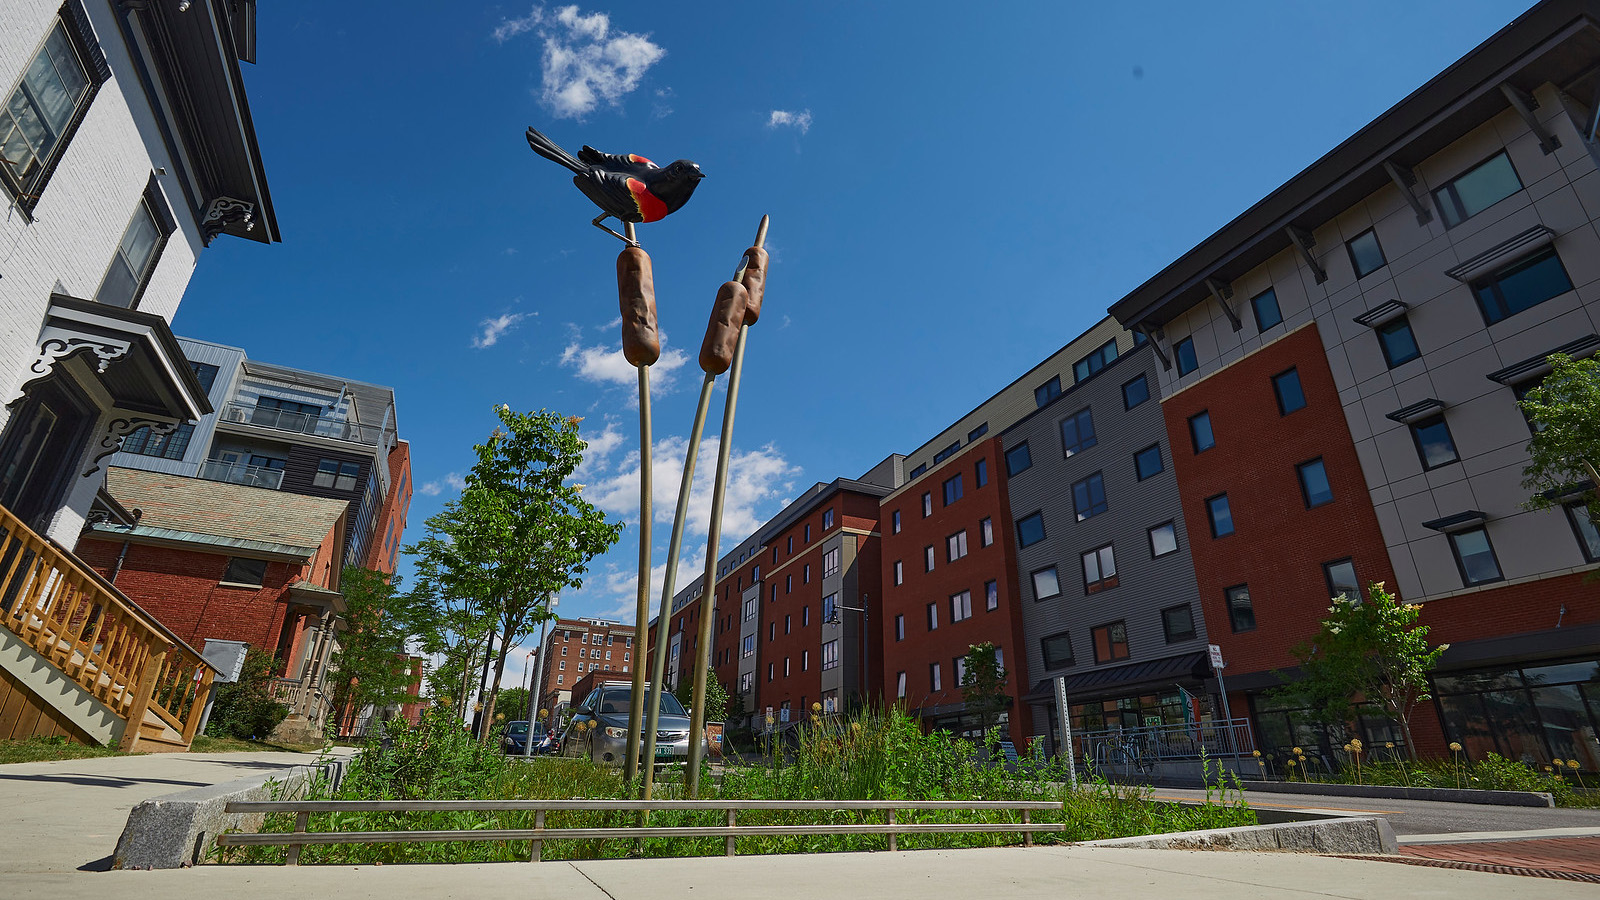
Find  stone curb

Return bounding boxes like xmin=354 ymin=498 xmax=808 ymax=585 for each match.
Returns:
xmin=112 ymin=755 xmax=348 ymax=869
xmin=1243 ymin=780 xmax=1554 ymax=807
xmin=1079 ymin=816 xmax=1399 ymax=855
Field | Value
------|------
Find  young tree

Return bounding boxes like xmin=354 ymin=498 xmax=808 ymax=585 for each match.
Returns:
xmin=960 ymin=642 xmax=1009 ymax=745
xmin=328 ymin=566 xmax=438 ymax=734
xmin=1519 ymin=353 xmax=1600 ymax=522
xmin=1273 ymin=583 xmax=1447 ymax=759
xmin=404 ymin=519 xmax=493 ymax=720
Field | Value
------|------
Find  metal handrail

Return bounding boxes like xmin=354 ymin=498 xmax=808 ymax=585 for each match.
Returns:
xmin=198 ymin=459 xmax=285 ymax=490
xmin=219 ymin=798 xmax=1065 ymax=864
xmin=219 ymin=401 xmax=383 ymax=445
xmin=1079 ymin=718 xmax=1254 ymax=767
xmin=0 ymin=502 xmax=215 ymax=749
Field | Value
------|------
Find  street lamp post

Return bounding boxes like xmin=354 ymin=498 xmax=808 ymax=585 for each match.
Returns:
xmin=829 ymin=599 xmax=869 ymax=710
xmin=525 ymin=598 xmax=555 ymax=758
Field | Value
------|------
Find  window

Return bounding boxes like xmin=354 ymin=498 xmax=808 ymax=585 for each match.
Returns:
xmin=942 ymin=473 xmax=963 ymax=506
xmin=1512 ymin=379 xmax=1546 ymax=433
xmin=1122 ymin=374 xmax=1150 ymax=410
xmin=557 ymin=675 xmax=563 ymax=684
xmin=1449 ymin=526 xmax=1503 ymax=585
xmin=1188 ymin=411 xmax=1215 ymax=453
xmin=804 ymin=564 xmax=811 ymax=583
xmin=788 ymin=536 xmax=794 ymax=553
xmin=979 ymin=517 xmax=993 ymax=547
xmin=1041 ymin=632 xmax=1074 ymax=670
xmin=1016 ymin=511 xmax=1046 ymax=547
xmin=740 ymin=672 xmax=753 ymax=694
xmin=1148 ymin=521 xmax=1178 ymax=558
xmin=1324 ymin=558 xmax=1360 ymax=601
xmin=891 ymin=510 xmax=901 ymax=534
xmin=1225 ymin=584 xmax=1255 ymax=632
xmin=1206 ymin=493 xmax=1234 ymax=538
xmin=768 ymin=622 xmax=776 ymax=642
xmin=975 ymin=458 xmax=988 ymax=488
xmin=932 ymin=441 xmax=960 ymax=464
xmin=1376 ymin=316 xmax=1420 ymax=368
xmin=785 ymin=574 xmax=792 ymax=594
xmin=121 ymin=423 xmax=195 ymax=461
xmin=893 ymin=560 xmax=903 ymax=586
xmin=1072 ymin=472 xmax=1107 ymax=521
xmin=908 ymin=463 xmax=926 ymax=479
xmin=927 ymin=603 xmax=939 ymax=631
xmin=803 ymin=607 xmax=810 ymax=626
xmin=822 ymin=508 xmax=834 ymax=530
xmin=1433 ymin=151 xmax=1521 ymax=227
xmin=1297 ymin=458 xmax=1333 ymax=508
xmin=921 ymin=492 xmax=933 ymax=517
xmin=1272 ymin=368 xmax=1306 ymax=414
xmin=950 ymin=590 xmax=972 ymax=622
xmin=894 ymin=614 xmax=905 ymax=641
xmin=189 ymin=361 xmax=219 ymax=395
xmin=785 ymin=614 xmax=791 ymax=634
xmin=1567 ymin=503 xmax=1600 ymax=563
xmin=314 ymin=459 xmax=362 ymax=491
xmin=823 ymin=547 xmax=840 ymax=578
xmin=946 ymin=530 xmax=968 ymax=562
xmin=822 ymin=592 xmax=838 ymax=623
xmin=743 ymin=596 xmax=757 ymax=621
xmin=889 ymin=671 xmax=904 ymax=698
xmin=97 ymin=184 xmax=174 ymax=309
xmin=1073 ymin=338 xmax=1119 ymax=381
xmin=1250 ymin=288 xmax=1282 ymax=331
xmin=924 ymin=545 xmax=935 ymax=572
xmin=753 ymin=565 xmax=760 ymax=582
xmin=1410 ymin=414 xmax=1460 ymax=470
xmin=1035 ymin=376 xmax=1062 ymax=407
xmin=1162 ymin=605 xmax=1196 ymax=643
xmin=1471 ymin=248 xmax=1574 ymax=326
xmin=1082 ymin=544 xmax=1116 ymax=593
xmin=222 ymin=557 xmax=267 ymax=587
xmin=1060 ymin=407 xmax=1096 ymax=457
xmin=742 ymin=634 xmax=755 ymax=658
xmin=985 ymin=579 xmax=998 ymax=611
xmin=1347 ymin=229 xmax=1386 ymax=278
xmin=929 ymin=663 xmax=942 ymax=692
xmin=1134 ymin=444 xmax=1164 ymax=481
xmin=1005 ymin=442 xmax=1033 ymax=476
xmin=1091 ymin=621 xmax=1130 ymax=663
xmin=1174 ymin=337 xmax=1198 ymax=375
xmin=805 ymin=524 xmax=811 ymax=542
xmin=953 ymin=656 xmax=968 ymax=685
xmin=968 ymin=423 xmax=989 ymax=441
xmin=767 ymin=663 xmax=774 ymax=682
xmin=1 ymin=12 xmax=103 ymax=210
xmin=1031 ymin=566 xmax=1060 ymax=600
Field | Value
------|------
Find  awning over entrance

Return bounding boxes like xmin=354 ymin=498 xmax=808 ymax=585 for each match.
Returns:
xmin=1022 ymin=651 xmax=1210 ymax=704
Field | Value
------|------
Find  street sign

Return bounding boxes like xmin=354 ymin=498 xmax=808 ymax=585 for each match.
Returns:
xmin=1207 ymin=643 xmax=1225 ymax=670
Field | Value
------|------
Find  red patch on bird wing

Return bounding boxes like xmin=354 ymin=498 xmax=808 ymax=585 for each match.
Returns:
xmin=628 ymin=178 xmax=669 ymax=223
xmin=629 ymin=154 xmax=654 ymax=166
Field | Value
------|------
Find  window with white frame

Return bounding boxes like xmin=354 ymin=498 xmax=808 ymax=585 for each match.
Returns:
xmin=822 ymin=640 xmax=839 ymax=670
xmin=950 ymin=590 xmax=972 ymax=622
xmin=946 ymin=529 xmax=968 ymax=562
xmin=823 ymin=547 xmax=840 ymax=578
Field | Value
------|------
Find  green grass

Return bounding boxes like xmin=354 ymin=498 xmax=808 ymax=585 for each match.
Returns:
xmin=1255 ymin=750 xmax=1600 ymax=807
xmin=214 ymin=707 xmax=1255 ymax=865
xmin=0 ymin=735 xmax=123 ymax=765
xmin=188 ymin=734 xmax=323 ymax=754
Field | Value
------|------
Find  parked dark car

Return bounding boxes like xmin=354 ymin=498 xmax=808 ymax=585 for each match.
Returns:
xmin=559 ymin=681 xmax=708 ymax=766
xmin=502 ymin=720 xmax=547 ymax=755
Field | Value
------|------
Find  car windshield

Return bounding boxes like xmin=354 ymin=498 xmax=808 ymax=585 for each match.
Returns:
xmin=593 ymin=688 xmax=687 ymax=717
xmin=507 ymin=721 xmax=528 ymax=735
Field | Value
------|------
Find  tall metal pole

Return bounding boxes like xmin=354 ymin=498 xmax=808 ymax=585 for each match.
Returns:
xmin=1054 ymin=675 xmax=1077 ymax=789
xmin=624 ymin=219 xmax=655 ymax=783
xmin=524 ymin=607 xmax=550 ymax=758
xmin=641 ymin=374 xmax=716 ymax=798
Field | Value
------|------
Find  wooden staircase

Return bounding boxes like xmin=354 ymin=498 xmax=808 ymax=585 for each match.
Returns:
xmin=0 ymin=502 xmax=215 ymax=752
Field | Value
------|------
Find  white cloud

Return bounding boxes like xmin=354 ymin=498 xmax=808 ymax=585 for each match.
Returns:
xmin=472 ymin=312 xmax=532 ymax=349
xmin=446 ymin=472 xmax=469 ymax=491
xmin=419 ymin=481 xmax=443 ymax=497
xmin=419 ymin=471 xmax=468 ymax=496
xmin=494 ymin=5 xmax=667 ymax=120
xmin=587 ymin=435 xmax=800 ymax=542
xmin=560 ymin=333 xmax=689 ymax=397
xmin=767 ymin=109 xmax=813 ymax=134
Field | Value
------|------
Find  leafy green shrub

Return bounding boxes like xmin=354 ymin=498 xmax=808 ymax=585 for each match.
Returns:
xmin=204 ymin=649 xmax=289 ymax=741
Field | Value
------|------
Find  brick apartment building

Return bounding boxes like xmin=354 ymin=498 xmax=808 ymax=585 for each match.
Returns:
xmin=532 ymin=618 xmax=637 ymax=721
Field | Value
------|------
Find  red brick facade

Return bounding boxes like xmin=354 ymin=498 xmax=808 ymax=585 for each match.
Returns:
xmin=362 ymin=439 xmax=412 ymax=575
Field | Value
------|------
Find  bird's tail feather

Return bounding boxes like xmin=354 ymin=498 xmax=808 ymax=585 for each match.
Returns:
xmin=525 ymin=127 xmax=583 ymax=173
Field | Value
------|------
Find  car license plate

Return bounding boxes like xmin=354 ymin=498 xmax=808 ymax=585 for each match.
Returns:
xmin=655 ymin=747 xmax=673 ymax=759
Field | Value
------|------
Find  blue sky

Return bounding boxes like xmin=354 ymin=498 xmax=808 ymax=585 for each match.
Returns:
xmin=173 ymin=1 xmax=1535 ymax=685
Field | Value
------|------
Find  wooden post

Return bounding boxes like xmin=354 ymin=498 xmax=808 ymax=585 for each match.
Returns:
xmin=118 ymin=645 xmax=167 ymax=751
xmin=887 ymin=808 xmax=896 ymax=852
xmin=725 ymin=809 xmax=736 ymax=857
xmin=530 ymin=809 xmax=546 ymax=862
xmin=182 ymin=666 xmax=215 ymax=745
xmin=287 ymin=811 xmax=309 ymax=865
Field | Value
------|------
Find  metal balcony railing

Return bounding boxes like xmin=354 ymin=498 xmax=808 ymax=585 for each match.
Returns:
xmin=198 ymin=459 xmax=285 ymax=490
xmin=0 ymin=501 xmax=215 ymax=750
xmin=219 ymin=401 xmax=383 ymax=445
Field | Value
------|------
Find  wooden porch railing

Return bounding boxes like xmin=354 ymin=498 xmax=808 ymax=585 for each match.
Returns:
xmin=0 ymin=502 xmax=216 ymax=750
xmin=270 ymin=676 xmax=331 ymax=730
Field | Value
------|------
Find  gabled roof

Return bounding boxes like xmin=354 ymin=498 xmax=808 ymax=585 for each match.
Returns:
xmin=100 ymin=466 xmax=347 ymax=558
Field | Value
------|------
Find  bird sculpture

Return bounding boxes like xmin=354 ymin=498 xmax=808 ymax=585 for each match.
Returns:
xmin=525 ymin=126 xmax=705 ymax=245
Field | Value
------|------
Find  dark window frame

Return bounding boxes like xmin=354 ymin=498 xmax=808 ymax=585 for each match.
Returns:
xmin=1323 ymin=557 xmax=1361 ymax=602
xmin=1188 ymin=410 xmax=1215 ymax=453
xmin=1072 ymin=471 xmax=1107 ymax=522
xmin=1346 ymin=228 xmax=1387 ymax=279
xmin=1005 ymin=441 xmax=1033 ymax=476
xmin=1174 ymin=336 xmax=1198 ymax=375
xmin=1376 ymin=315 xmax=1421 ymax=368
xmin=1432 ymin=150 xmax=1522 ymax=228
xmin=1073 ymin=338 xmax=1119 ymax=382
xmin=1296 ymin=457 xmax=1334 ymax=508
xmin=942 ymin=472 xmax=963 ymax=506
xmin=1250 ymin=288 xmax=1283 ymax=331
xmin=1090 ymin=620 xmax=1130 ymax=664
xmin=1272 ymin=367 xmax=1307 ymax=415
xmin=1161 ymin=604 xmax=1196 ymax=643
xmin=1409 ymin=413 xmax=1460 ymax=471
xmin=1148 ymin=521 xmax=1179 ymax=558
xmin=1041 ymin=632 xmax=1074 ymax=670
xmin=1034 ymin=375 xmax=1062 ymax=407
xmin=1565 ymin=501 xmax=1600 ymax=564
xmin=1225 ymin=583 xmax=1255 ymax=633
xmin=1081 ymin=543 xmax=1117 ymax=594
xmin=975 ymin=457 xmax=988 ymax=488
xmin=1471 ymin=247 xmax=1575 ymax=326
xmin=1122 ymin=373 xmax=1150 ymax=410
xmin=1031 ymin=564 xmax=1061 ymax=601
xmin=222 ymin=556 xmax=268 ymax=588
xmin=1133 ymin=443 xmax=1164 ymax=481
xmin=1060 ymin=406 xmax=1097 ymax=458
xmin=1206 ymin=493 xmax=1234 ymax=538
xmin=1448 ymin=526 xmax=1504 ymax=586
xmin=1016 ymin=510 xmax=1046 ymax=548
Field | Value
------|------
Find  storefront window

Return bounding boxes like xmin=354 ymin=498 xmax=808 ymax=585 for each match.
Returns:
xmin=1433 ymin=658 xmax=1600 ymax=772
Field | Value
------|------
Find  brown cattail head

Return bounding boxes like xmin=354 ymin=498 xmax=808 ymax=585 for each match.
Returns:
xmin=700 ymin=280 xmax=748 ymax=375
xmin=617 ymin=246 xmax=660 ymax=367
xmin=740 ymin=246 xmax=768 ymax=326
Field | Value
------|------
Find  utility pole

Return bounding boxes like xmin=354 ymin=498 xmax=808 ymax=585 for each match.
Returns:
xmin=524 ymin=599 xmax=554 ymax=757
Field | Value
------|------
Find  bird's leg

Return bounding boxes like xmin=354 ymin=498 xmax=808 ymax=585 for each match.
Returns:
xmin=592 ymin=213 xmax=640 ymax=248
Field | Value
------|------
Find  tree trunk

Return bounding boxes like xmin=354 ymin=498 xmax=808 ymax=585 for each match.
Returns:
xmin=481 ymin=626 xmax=513 ymax=742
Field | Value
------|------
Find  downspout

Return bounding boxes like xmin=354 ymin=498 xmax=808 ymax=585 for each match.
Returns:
xmin=108 ymin=540 xmax=131 ymax=583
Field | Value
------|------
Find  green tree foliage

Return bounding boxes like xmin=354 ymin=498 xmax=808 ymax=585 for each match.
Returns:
xmin=205 ymin=649 xmax=290 ymax=740
xmin=1272 ymin=583 xmax=1446 ymax=759
xmin=1519 ymin=353 xmax=1600 ymax=522
xmin=960 ymin=642 xmax=1008 ymax=744
xmin=676 ymin=674 xmax=731 ymax=722
xmin=496 ymin=687 xmax=532 ymax=724
xmin=328 ymin=566 xmax=436 ymax=730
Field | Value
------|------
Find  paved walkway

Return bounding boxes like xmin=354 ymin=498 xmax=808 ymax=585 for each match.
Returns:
xmin=3 ymin=751 xmax=1598 ymax=898
xmin=1149 ymin=785 xmax=1600 ymax=836
xmin=1401 ymin=837 xmax=1600 ymax=877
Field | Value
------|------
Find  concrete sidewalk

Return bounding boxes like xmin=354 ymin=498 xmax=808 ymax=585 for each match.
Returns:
xmin=0 ymin=750 xmax=341 ymax=875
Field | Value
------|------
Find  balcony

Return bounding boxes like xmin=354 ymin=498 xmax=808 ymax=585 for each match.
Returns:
xmin=219 ymin=401 xmax=383 ymax=445
xmin=198 ymin=459 xmax=285 ymax=490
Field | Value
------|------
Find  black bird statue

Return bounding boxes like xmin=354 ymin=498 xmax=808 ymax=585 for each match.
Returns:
xmin=525 ymin=126 xmax=705 ymax=245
